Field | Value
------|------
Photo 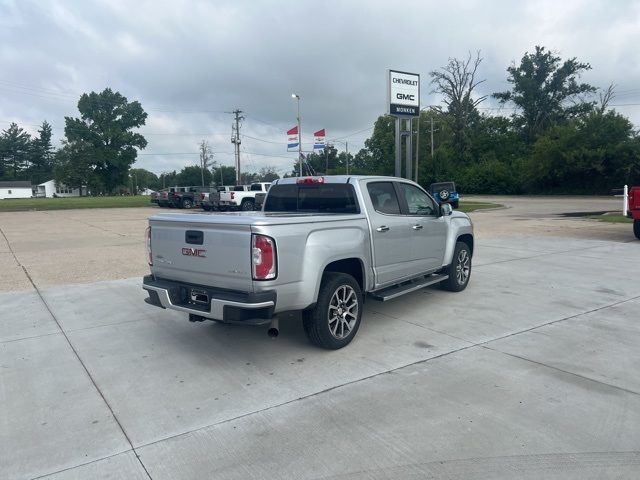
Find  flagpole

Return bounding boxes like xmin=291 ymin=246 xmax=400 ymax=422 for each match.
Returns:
xmin=292 ymin=93 xmax=302 ymax=177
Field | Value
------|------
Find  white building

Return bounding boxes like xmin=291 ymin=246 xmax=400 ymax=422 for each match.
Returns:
xmin=0 ymin=181 xmax=33 ymax=200
xmin=36 ymin=179 xmax=87 ymax=198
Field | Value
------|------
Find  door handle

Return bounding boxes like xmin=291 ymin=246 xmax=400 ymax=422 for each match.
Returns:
xmin=412 ymin=224 xmax=423 ymax=230
xmin=376 ymin=225 xmax=390 ymax=232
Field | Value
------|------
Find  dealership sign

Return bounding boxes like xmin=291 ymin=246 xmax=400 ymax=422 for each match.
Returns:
xmin=388 ymin=70 xmax=420 ymax=116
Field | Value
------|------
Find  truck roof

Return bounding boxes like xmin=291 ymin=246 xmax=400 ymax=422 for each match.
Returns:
xmin=274 ymin=175 xmax=412 ymax=185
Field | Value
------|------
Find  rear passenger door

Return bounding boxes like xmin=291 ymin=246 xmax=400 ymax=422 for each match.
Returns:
xmin=396 ymin=182 xmax=447 ymax=273
xmin=365 ymin=181 xmax=414 ymax=287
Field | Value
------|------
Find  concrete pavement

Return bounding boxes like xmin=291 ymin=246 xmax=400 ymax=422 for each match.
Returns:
xmin=1 ymin=229 xmax=639 ymax=478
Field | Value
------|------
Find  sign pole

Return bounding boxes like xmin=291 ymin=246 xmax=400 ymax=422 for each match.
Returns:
xmin=395 ymin=117 xmax=401 ymax=177
xmin=406 ymin=118 xmax=412 ymax=180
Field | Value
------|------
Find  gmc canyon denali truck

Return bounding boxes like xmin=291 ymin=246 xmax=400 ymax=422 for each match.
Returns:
xmin=143 ymin=176 xmax=474 ymax=349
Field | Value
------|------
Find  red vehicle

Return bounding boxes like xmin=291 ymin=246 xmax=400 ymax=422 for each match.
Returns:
xmin=629 ymin=186 xmax=640 ymax=239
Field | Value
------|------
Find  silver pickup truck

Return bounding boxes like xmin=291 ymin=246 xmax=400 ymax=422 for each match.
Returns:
xmin=143 ymin=175 xmax=474 ymax=349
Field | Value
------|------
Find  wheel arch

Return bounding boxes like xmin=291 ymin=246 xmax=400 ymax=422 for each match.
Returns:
xmin=323 ymin=258 xmax=365 ymax=291
xmin=457 ymin=233 xmax=474 ymax=256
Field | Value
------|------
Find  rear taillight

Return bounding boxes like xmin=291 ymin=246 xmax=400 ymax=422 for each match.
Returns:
xmin=231 ymin=192 xmax=235 ymax=200
xmin=146 ymin=226 xmax=152 ymax=265
xmin=252 ymin=234 xmax=276 ymax=280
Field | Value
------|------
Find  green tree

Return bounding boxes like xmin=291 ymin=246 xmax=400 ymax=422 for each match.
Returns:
xmin=64 ymin=88 xmax=148 ymax=193
xmin=177 ymin=165 xmax=213 ymax=186
xmin=359 ymin=116 xmax=396 ymax=175
xmin=158 ymin=171 xmax=178 ymax=189
xmin=53 ymin=141 xmax=96 ymax=195
xmin=525 ymin=110 xmax=640 ymax=193
xmin=258 ymin=166 xmax=280 ymax=182
xmin=493 ymin=46 xmax=596 ymax=142
xmin=430 ymin=51 xmax=487 ymax=157
xmin=211 ymin=165 xmax=236 ymax=186
xmin=129 ymin=168 xmax=160 ymax=191
xmin=28 ymin=120 xmax=55 ymax=184
xmin=0 ymin=123 xmax=31 ymax=180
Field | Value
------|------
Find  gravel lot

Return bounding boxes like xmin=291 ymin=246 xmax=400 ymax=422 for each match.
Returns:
xmin=0 ymin=196 xmax=631 ymax=291
xmin=1 ymin=197 xmax=639 ymax=480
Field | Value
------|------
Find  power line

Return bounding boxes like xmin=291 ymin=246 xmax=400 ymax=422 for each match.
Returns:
xmin=332 ymin=126 xmax=374 ymax=140
xmin=241 ymin=133 xmax=282 ymax=144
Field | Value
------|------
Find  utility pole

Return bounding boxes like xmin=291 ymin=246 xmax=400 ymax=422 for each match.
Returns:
xmin=230 ymin=109 xmax=244 ymax=185
xmin=431 ymin=116 xmax=435 ymax=181
xmin=345 ymin=140 xmax=349 ymax=175
xmin=324 ymin=143 xmax=332 ymax=174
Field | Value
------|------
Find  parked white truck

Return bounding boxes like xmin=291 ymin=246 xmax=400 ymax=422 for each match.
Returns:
xmin=143 ymin=175 xmax=474 ymax=349
xmin=218 ymin=182 xmax=271 ymax=211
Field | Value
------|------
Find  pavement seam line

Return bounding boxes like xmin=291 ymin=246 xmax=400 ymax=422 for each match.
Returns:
xmin=482 ymin=345 xmax=640 ymax=397
xmin=134 ymin=341 xmax=482 ymax=451
xmin=0 ymin=330 xmax=61 ymax=345
xmin=478 ymin=293 xmax=640 ymax=348
xmin=134 ymin=292 xmax=640 ymax=451
xmin=41 ymin=210 xmax=128 ymax=237
xmin=474 ymin=241 xmax=637 ymax=269
xmin=368 ymin=307 xmax=474 ymax=345
xmin=29 ymin=449 xmax=135 ymax=480
xmin=0 ymin=226 xmax=153 ymax=480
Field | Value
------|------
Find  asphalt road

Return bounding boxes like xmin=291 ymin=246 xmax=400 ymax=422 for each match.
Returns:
xmin=1 ymin=197 xmax=639 ymax=479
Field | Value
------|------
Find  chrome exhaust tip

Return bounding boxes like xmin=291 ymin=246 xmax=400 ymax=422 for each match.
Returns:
xmin=267 ymin=317 xmax=279 ymax=338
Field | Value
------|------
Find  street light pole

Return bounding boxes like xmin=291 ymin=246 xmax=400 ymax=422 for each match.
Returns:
xmin=292 ymin=94 xmax=302 ymax=177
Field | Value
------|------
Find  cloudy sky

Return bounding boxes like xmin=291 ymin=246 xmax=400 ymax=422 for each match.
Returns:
xmin=2 ymin=0 xmax=639 ymax=176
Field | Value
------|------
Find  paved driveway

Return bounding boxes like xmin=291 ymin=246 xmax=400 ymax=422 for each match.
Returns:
xmin=1 ymin=199 xmax=639 ymax=479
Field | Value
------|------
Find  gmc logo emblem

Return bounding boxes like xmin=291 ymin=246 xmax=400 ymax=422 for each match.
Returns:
xmin=182 ymin=248 xmax=207 ymax=257
xmin=396 ymin=93 xmax=415 ymax=101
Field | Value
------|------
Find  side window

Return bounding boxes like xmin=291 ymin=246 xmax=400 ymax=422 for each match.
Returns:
xmin=398 ymin=183 xmax=437 ymax=216
xmin=366 ymin=182 xmax=401 ymax=215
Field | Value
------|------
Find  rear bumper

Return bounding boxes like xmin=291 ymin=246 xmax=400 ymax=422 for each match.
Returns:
xmin=142 ymin=275 xmax=276 ymax=324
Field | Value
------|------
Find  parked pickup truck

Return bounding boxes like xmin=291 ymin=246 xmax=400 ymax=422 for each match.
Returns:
xmin=143 ymin=176 xmax=474 ymax=349
xmin=170 ymin=186 xmax=215 ymax=209
xmin=158 ymin=187 xmax=184 ymax=208
xmin=201 ymin=186 xmax=233 ymax=211
xmin=628 ymin=186 xmax=640 ymax=239
xmin=219 ymin=182 xmax=271 ymax=211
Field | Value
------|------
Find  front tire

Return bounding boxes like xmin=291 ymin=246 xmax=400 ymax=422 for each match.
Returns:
xmin=441 ymin=241 xmax=472 ymax=292
xmin=303 ymin=272 xmax=363 ymax=349
xmin=634 ymin=219 xmax=640 ymax=240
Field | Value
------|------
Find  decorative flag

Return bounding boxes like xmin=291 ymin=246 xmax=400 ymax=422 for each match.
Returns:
xmin=287 ymin=126 xmax=299 ymax=151
xmin=313 ymin=129 xmax=326 ymax=151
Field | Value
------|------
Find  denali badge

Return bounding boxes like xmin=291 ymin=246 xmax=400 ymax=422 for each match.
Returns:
xmin=182 ymin=247 xmax=206 ymax=257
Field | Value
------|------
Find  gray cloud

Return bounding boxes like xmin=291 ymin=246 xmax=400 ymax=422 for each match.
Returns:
xmin=1 ymin=0 xmax=639 ymax=176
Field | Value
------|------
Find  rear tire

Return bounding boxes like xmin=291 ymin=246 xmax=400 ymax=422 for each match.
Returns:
xmin=441 ymin=241 xmax=472 ymax=292
xmin=241 ymin=199 xmax=254 ymax=211
xmin=303 ymin=273 xmax=363 ymax=350
xmin=202 ymin=205 xmax=211 ymax=211
xmin=182 ymin=199 xmax=193 ymax=209
xmin=452 ymin=200 xmax=459 ymax=209
xmin=634 ymin=220 xmax=640 ymax=240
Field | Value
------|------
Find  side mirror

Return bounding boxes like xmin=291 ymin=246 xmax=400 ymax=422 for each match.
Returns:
xmin=440 ymin=203 xmax=453 ymax=216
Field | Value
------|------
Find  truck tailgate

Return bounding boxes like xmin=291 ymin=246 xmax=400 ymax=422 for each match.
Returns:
xmin=150 ymin=217 xmax=253 ymax=291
